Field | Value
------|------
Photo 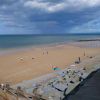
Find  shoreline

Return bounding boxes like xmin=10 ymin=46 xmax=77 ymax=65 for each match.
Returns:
xmin=0 ymin=39 xmax=100 ymax=56
xmin=0 ymin=41 xmax=71 ymax=56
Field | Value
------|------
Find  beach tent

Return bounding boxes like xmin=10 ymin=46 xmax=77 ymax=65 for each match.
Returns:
xmin=51 ymin=65 xmax=66 ymax=78
xmin=53 ymin=66 xmax=61 ymax=71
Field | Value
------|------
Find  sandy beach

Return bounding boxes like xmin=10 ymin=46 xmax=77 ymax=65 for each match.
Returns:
xmin=0 ymin=41 xmax=100 ymax=84
xmin=0 ymin=41 xmax=100 ymax=100
xmin=0 ymin=42 xmax=100 ymax=84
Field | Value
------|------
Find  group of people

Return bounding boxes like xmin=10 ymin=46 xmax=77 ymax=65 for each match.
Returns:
xmin=43 ymin=51 xmax=48 ymax=55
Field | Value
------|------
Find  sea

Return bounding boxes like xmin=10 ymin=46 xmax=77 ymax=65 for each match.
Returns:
xmin=0 ymin=34 xmax=100 ymax=49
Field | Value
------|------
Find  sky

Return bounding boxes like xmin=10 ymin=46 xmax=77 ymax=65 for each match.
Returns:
xmin=0 ymin=0 xmax=100 ymax=34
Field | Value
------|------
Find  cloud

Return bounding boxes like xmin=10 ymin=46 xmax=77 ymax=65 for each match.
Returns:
xmin=69 ymin=17 xmax=100 ymax=33
xmin=0 ymin=0 xmax=100 ymax=34
xmin=24 ymin=1 xmax=66 ymax=13
xmin=24 ymin=0 xmax=100 ymax=13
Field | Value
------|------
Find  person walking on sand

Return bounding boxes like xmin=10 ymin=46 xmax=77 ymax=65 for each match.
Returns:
xmin=43 ymin=52 xmax=44 ymax=55
xmin=84 ymin=52 xmax=85 ymax=56
xmin=78 ymin=57 xmax=81 ymax=63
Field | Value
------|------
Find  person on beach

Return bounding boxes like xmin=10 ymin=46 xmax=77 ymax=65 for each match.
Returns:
xmin=20 ymin=58 xmax=23 ymax=61
xmin=78 ymin=57 xmax=81 ymax=62
xmin=84 ymin=52 xmax=85 ymax=56
xmin=43 ymin=52 xmax=44 ymax=55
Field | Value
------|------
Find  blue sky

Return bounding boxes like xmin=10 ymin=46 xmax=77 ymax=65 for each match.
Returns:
xmin=0 ymin=0 xmax=100 ymax=34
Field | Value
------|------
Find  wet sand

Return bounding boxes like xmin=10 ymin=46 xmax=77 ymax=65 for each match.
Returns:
xmin=0 ymin=43 xmax=100 ymax=84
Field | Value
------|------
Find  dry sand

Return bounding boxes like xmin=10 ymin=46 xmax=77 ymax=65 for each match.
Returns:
xmin=0 ymin=43 xmax=100 ymax=84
